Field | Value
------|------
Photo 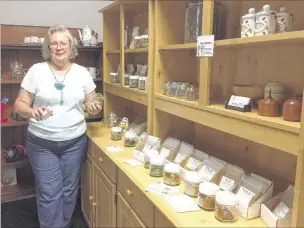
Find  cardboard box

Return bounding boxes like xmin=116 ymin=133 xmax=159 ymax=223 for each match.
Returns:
xmin=261 ymin=192 xmax=292 ymax=228
xmin=133 ymin=135 xmax=160 ymax=162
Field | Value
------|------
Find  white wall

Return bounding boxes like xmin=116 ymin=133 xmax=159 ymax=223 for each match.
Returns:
xmin=0 ymin=1 xmax=112 ymax=41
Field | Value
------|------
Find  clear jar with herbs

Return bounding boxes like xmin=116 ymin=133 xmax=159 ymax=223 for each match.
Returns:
xmin=144 ymin=150 xmax=159 ymax=169
xmin=163 ymin=163 xmax=181 ymax=186
xmin=124 ymin=131 xmax=138 ymax=147
xmin=214 ymin=191 xmax=238 ymax=222
xmin=184 ymin=171 xmax=204 ymax=197
xmin=110 ymin=72 xmax=120 ymax=83
xmin=124 ymin=74 xmax=130 ymax=86
xmin=198 ymin=182 xmax=220 ymax=211
xmin=185 ymin=84 xmax=199 ymax=100
xmin=176 ymin=82 xmax=189 ymax=98
xmin=134 ymin=36 xmax=142 ymax=48
xmin=138 ymin=76 xmax=146 ymax=90
xmin=111 ymin=127 xmax=122 ymax=141
xmin=141 ymin=35 xmax=148 ymax=48
xmin=149 ymin=155 xmax=165 ymax=177
xmin=129 ymin=76 xmax=139 ymax=88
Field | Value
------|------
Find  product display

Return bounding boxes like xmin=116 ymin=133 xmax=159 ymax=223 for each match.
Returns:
xmin=214 ymin=191 xmax=238 ymax=222
xmin=163 ymin=163 xmax=181 ymax=186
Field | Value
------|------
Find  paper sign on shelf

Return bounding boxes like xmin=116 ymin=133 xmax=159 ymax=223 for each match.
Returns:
xmin=196 ymin=35 xmax=214 ymax=57
xmin=104 ymin=146 xmax=124 ymax=152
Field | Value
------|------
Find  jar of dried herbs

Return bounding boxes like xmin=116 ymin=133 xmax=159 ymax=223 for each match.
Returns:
xmin=141 ymin=35 xmax=148 ymax=48
xmin=144 ymin=149 xmax=159 ymax=169
xmin=149 ymin=155 xmax=165 ymax=177
xmin=134 ymin=36 xmax=142 ymax=48
xmin=111 ymin=127 xmax=122 ymax=141
xmin=176 ymin=82 xmax=189 ymax=98
xmin=138 ymin=76 xmax=147 ymax=90
xmin=185 ymin=84 xmax=199 ymax=100
xmin=198 ymin=182 xmax=220 ymax=211
xmin=214 ymin=191 xmax=238 ymax=222
xmin=129 ymin=76 xmax=139 ymax=88
xmin=124 ymin=131 xmax=138 ymax=147
xmin=163 ymin=163 xmax=181 ymax=186
xmin=184 ymin=171 xmax=204 ymax=197
xmin=124 ymin=74 xmax=130 ymax=86
xmin=110 ymin=72 xmax=120 ymax=83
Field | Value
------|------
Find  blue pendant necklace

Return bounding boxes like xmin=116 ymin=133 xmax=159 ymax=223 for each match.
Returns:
xmin=48 ymin=62 xmax=72 ymax=105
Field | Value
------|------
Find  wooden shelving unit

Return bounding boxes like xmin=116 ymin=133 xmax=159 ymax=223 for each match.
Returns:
xmin=100 ymin=0 xmax=304 ymax=227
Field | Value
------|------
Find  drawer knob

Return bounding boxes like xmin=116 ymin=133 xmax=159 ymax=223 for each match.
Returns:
xmin=127 ymin=189 xmax=133 ymax=196
xmin=99 ymin=157 xmax=104 ymax=162
xmin=92 ymin=202 xmax=97 ymax=206
xmin=89 ymin=196 xmax=93 ymax=201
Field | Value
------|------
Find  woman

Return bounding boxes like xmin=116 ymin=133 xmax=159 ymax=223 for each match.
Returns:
xmin=14 ymin=24 xmax=101 ymax=228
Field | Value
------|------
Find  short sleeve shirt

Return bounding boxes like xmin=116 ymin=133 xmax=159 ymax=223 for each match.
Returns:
xmin=21 ymin=62 xmax=96 ymax=141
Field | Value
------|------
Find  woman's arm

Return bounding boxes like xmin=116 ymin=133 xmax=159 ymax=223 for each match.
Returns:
xmin=14 ymin=88 xmax=49 ymax=120
xmin=85 ymin=91 xmax=102 ymax=115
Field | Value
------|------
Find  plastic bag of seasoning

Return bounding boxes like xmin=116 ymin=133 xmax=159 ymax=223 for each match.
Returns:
xmin=184 ymin=149 xmax=209 ymax=171
xmin=159 ymin=137 xmax=181 ymax=162
xmin=272 ymin=185 xmax=294 ymax=219
xmin=250 ymin=173 xmax=273 ymax=195
xmin=217 ymin=164 xmax=244 ymax=192
xmin=173 ymin=142 xmax=194 ymax=167
xmin=198 ymin=157 xmax=226 ymax=182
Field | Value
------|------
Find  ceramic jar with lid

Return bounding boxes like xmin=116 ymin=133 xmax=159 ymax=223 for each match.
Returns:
xmin=255 ymin=5 xmax=276 ymax=36
xmin=163 ymin=163 xmax=181 ymax=186
xmin=198 ymin=182 xmax=220 ymax=211
xmin=283 ymin=95 xmax=302 ymax=122
xmin=214 ymin=191 xmax=238 ymax=222
xmin=258 ymin=89 xmax=280 ymax=117
xmin=264 ymin=80 xmax=284 ymax=104
xmin=184 ymin=171 xmax=204 ymax=197
xmin=276 ymin=6 xmax=293 ymax=33
xmin=149 ymin=155 xmax=165 ymax=177
xmin=240 ymin=8 xmax=256 ymax=38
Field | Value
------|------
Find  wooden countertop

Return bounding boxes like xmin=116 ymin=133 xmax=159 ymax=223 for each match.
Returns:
xmin=87 ymin=123 xmax=267 ymax=228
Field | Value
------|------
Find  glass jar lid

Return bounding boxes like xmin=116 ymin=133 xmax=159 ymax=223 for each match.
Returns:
xmin=130 ymin=75 xmax=139 ymax=79
xmin=199 ymin=182 xmax=220 ymax=196
xmin=150 ymin=155 xmax=165 ymax=166
xmin=164 ymin=163 xmax=180 ymax=174
xmin=215 ymin=190 xmax=237 ymax=206
xmin=110 ymin=72 xmax=118 ymax=76
xmin=184 ymin=171 xmax=203 ymax=184
xmin=111 ymin=127 xmax=122 ymax=133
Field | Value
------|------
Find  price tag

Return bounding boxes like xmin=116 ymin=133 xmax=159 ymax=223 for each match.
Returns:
xmin=228 ymin=95 xmax=250 ymax=108
xmin=273 ymin=202 xmax=290 ymax=219
xmin=198 ymin=165 xmax=215 ymax=181
xmin=185 ymin=157 xmax=202 ymax=171
xmin=196 ymin=35 xmax=214 ymax=57
xmin=219 ymin=176 xmax=235 ymax=191
xmin=236 ymin=186 xmax=256 ymax=207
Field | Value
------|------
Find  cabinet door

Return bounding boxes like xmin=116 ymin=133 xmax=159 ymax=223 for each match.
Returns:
xmin=117 ymin=193 xmax=146 ymax=228
xmin=81 ymin=155 xmax=93 ymax=227
xmin=94 ymin=164 xmax=116 ymax=228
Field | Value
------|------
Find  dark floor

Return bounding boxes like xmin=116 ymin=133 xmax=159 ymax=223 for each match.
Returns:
xmin=1 ymin=193 xmax=88 ymax=228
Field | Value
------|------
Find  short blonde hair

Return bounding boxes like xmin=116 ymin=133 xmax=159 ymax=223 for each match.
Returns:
xmin=42 ymin=24 xmax=78 ymax=60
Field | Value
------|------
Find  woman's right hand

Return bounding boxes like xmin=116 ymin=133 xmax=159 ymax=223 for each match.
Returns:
xmin=31 ymin=106 xmax=52 ymax=121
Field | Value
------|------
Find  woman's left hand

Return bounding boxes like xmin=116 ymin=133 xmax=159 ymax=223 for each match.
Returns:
xmin=86 ymin=102 xmax=102 ymax=115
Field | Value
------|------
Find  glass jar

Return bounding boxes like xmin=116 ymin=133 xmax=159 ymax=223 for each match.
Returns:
xmin=163 ymin=163 xmax=181 ymax=186
xmin=124 ymin=131 xmax=138 ymax=147
xmin=214 ymin=191 xmax=238 ymax=222
xmin=185 ymin=1 xmax=203 ymax=43
xmin=110 ymin=72 xmax=120 ymax=83
xmin=119 ymin=117 xmax=129 ymax=130
xmin=185 ymin=84 xmax=199 ymax=100
xmin=167 ymin=82 xmax=178 ymax=97
xmin=138 ymin=76 xmax=147 ymax=90
xmin=176 ymin=82 xmax=189 ymax=98
xmin=149 ymin=155 xmax=165 ymax=177
xmin=124 ymin=74 xmax=130 ymax=86
xmin=111 ymin=127 xmax=122 ymax=141
xmin=184 ymin=171 xmax=204 ymax=197
xmin=129 ymin=76 xmax=139 ymax=88
xmin=198 ymin=182 xmax=220 ymax=210
xmin=134 ymin=36 xmax=142 ymax=48
xmin=141 ymin=35 xmax=149 ymax=48
xmin=103 ymin=112 xmax=119 ymax=127
xmin=144 ymin=149 xmax=159 ymax=169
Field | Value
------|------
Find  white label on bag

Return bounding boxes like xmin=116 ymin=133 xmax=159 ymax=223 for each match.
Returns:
xmin=174 ymin=153 xmax=187 ymax=164
xmin=198 ymin=165 xmax=216 ymax=181
xmin=160 ymin=148 xmax=170 ymax=159
xmin=185 ymin=157 xmax=201 ymax=170
xmin=236 ymin=186 xmax=255 ymax=207
xmin=219 ymin=176 xmax=235 ymax=191
xmin=273 ymin=202 xmax=290 ymax=219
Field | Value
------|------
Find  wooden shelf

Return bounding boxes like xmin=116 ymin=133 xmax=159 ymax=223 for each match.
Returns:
xmin=1 ymin=79 xmax=23 ymax=84
xmin=1 ymin=120 xmax=28 ymax=127
xmin=125 ymin=48 xmax=148 ymax=53
xmin=155 ymin=94 xmax=199 ymax=109
xmin=104 ymin=82 xmax=148 ymax=106
xmin=154 ymin=96 xmax=299 ymax=155
xmin=1 ymin=157 xmax=29 ymax=169
xmin=159 ymin=43 xmax=196 ymax=51
xmin=106 ymin=50 xmax=120 ymax=54
xmin=215 ymin=30 xmax=304 ymax=48
xmin=1 ymin=44 xmax=102 ymax=51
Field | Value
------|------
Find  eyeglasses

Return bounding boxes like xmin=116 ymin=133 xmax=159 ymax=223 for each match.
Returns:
xmin=49 ymin=42 xmax=69 ymax=49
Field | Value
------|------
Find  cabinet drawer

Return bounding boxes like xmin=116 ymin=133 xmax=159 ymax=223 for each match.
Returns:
xmin=94 ymin=143 xmax=116 ymax=184
xmin=117 ymin=169 xmax=154 ymax=228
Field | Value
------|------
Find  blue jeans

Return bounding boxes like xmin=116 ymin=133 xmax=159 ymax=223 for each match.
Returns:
xmin=26 ymin=131 xmax=87 ymax=228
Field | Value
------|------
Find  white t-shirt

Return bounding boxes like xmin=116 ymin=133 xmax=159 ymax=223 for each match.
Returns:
xmin=21 ymin=62 xmax=96 ymax=141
